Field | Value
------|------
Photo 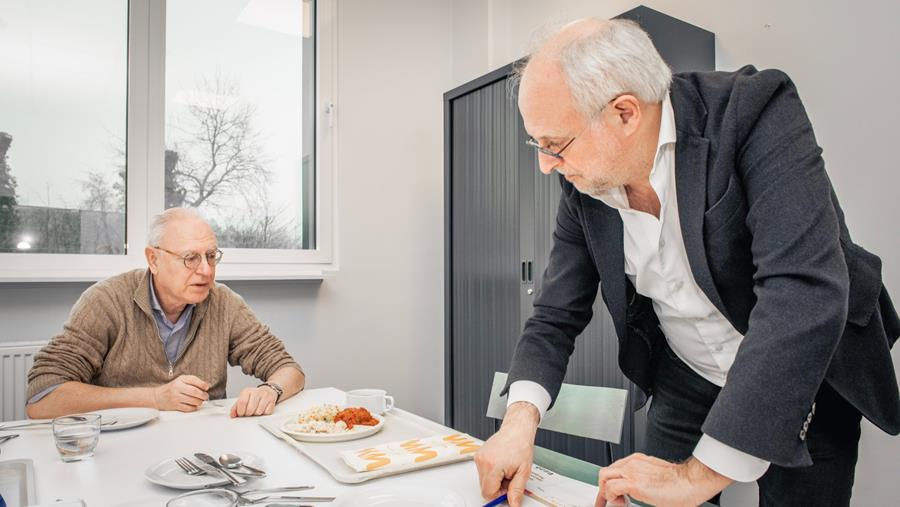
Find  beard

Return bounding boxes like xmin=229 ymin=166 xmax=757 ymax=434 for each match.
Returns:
xmin=566 ymin=170 xmax=613 ymax=197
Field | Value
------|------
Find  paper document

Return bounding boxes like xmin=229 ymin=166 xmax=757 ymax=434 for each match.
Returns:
xmin=524 ymin=465 xmax=600 ymax=507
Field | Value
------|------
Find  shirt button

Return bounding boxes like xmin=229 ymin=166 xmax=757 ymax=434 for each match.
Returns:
xmin=659 ymin=238 xmax=666 ymax=249
xmin=673 ymin=280 xmax=684 ymax=291
xmin=713 ymin=344 xmax=724 ymax=352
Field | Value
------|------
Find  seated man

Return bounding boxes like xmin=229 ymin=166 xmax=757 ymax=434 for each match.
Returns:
xmin=26 ymin=207 xmax=305 ymax=419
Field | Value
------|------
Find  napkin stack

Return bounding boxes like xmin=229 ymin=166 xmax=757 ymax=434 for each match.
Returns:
xmin=339 ymin=433 xmax=480 ymax=473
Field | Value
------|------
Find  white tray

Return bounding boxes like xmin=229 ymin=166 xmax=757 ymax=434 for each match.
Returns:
xmin=260 ymin=408 xmax=477 ymax=483
xmin=0 ymin=459 xmax=36 ymax=507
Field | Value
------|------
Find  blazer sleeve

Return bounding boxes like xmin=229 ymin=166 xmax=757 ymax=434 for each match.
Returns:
xmin=503 ymin=178 xmax=601 ymax=405
xmin=700 ymin=69 xmax=850 ymax=467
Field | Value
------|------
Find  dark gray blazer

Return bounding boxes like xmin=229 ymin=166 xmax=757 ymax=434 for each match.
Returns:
xmin=505 ymin=66 xmax=900 ymax=468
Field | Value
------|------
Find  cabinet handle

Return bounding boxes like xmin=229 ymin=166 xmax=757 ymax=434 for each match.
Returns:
xmin=527 ymin=261 xmax=533 ymax=283
xmin=521 ymin=261 xmax=527 ymax=283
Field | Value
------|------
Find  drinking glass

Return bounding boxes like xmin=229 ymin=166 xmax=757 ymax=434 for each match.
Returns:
xmin=52 ymin=414 xmax=101 ymax=462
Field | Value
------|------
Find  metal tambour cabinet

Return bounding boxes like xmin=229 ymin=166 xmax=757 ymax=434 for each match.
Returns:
xmin=444 ymin=6 xmax=714 ymax=466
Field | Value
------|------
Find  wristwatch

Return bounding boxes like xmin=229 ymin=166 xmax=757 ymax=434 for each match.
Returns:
xmin=258 ymin=382 xmax=284 ymax=402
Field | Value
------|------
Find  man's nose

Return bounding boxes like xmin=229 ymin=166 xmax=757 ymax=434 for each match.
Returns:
xmin=537 ymin=153 xmax=562 ymax=175
xmin=196 ymin=256 xmax=214 ymax=276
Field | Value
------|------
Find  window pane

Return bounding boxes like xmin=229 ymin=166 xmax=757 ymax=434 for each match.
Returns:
xmin=0 ymin=0 xmax=128 ymax=255
xmin=165 ymin=0 xmax=315 ymax=250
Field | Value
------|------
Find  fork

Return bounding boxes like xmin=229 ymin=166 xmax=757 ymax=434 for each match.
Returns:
xmin=174 ymin=457 xmax=205 ymax=476
xmin=174 ymin=457 xmax=264 ymax=478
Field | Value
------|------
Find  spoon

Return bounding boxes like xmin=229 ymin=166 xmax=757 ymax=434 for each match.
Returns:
xmin=219 ymin=453 xmax=267 ymax=475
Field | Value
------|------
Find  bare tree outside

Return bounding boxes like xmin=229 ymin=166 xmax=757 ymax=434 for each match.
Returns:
xmin=79 ymin=171 xmax=125 ymax=254
xmin=166 ymin=74 xmax=299 ymax=249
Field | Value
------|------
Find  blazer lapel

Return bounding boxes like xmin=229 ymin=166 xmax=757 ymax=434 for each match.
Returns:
xmin=672 ymin=81 xmax=731 ymax=322
xmin=580 ymin=196 xmax=628 ymax=337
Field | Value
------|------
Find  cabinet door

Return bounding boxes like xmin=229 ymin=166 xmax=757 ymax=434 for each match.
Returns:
xmin=450 ymin=78 xmax=523 ymax=441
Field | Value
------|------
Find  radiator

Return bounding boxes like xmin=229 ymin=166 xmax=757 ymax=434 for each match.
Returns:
xmin=0 ymin=341 xmax=46 ymax=422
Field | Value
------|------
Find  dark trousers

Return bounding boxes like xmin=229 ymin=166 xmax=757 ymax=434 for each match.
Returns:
xmin=643 ymin=341 xmax=862 ymax=507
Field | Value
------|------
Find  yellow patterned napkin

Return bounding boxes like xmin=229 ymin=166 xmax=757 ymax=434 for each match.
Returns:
xmin=339 ymin=433 xmax=481 ymax=473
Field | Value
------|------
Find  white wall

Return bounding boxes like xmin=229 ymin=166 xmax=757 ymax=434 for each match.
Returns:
xmin=449 ymin=0 xmax=900 ymax=505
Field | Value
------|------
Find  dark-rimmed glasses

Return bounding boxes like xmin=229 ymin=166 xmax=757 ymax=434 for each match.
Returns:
xmin=154 ymin=247 xmax=223 ymax=270
xmin=526 ymin=124 xmax=590 ymax=161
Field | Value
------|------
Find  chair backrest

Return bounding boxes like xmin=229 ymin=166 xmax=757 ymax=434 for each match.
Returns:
xmin=485 ymin=372 xmax=629 ymax=484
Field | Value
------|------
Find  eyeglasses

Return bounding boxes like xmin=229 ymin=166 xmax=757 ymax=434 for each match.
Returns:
xmin=154 ymin=246 xmax=223 ymax=270
xmin=526 ymin=123 xmax=591 ymax=161
xmin=525 ymin=96 xmax=620 ymax=160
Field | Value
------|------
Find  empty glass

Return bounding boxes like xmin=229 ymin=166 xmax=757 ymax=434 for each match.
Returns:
xmin=52 ymin=414 xmax=101 ymax=462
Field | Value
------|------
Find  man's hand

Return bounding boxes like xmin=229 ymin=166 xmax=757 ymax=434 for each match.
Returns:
xmin=596 ymin=454 xmax=732 ymax=507
xmin=230 ymin=386 xmax=278 ymax=418
xmin=474 ymin=402 xmax=541 ymax=507
xmin=153 ymin=375 xmax=209 ymax=412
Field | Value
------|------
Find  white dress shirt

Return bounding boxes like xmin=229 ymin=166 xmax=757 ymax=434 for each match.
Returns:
xmin=508 ymin=95 xmax=770 ymax=482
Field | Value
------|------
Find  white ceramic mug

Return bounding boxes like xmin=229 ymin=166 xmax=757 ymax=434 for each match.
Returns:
xmin=345 ymin=389 xmax=394 ymax=415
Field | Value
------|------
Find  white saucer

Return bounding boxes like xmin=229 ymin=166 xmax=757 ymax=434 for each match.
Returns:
xmin=280 ymin=414 xmax=384 ymax=443
xmin=144 ymin=451 xmax=263 ymax=490
xmin=336 ymin=486 xmax=467 ymax=507
xmin=93 ymin=408 xmax=159 ymax=431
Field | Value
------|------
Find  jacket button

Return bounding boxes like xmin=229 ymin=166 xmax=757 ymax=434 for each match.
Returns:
xmin=799 ymin=429 xmax=807 ymax=440
xmin=802 ymin=421 xmax=809 ymax=431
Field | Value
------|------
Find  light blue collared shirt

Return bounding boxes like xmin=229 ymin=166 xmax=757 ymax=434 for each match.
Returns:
xmin=148 ymin=274 xmax=195 ymax=365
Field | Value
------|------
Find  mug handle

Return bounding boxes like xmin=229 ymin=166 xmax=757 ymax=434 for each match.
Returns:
xmin=384 ymin=395 xmax=394 ymax=413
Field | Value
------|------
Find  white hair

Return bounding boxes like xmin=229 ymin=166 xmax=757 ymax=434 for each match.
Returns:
xmin=147 ymin=207 xmax=208 ymax=247
xmin=516 ymin=18 xmax=672 ymax=118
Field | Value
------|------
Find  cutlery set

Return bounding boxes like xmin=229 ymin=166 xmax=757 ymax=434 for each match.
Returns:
xmin=172 ymin=453 xmax=336 ymax=504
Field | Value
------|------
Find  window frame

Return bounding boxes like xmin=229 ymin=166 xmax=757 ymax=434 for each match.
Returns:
xmin=0 ymin=0 xmax=337 ymax=282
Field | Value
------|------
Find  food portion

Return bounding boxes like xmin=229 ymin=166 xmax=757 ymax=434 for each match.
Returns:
xmin=334 ymin=407 xmax=379 ymax=429
xmin=285 ymin=404 xmax=379 ymax=434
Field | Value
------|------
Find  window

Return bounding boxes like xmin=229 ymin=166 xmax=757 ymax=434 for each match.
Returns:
xmin=0 ymin=1 xmax=128 ymax=256
xmin=0 ymin=0 xmax=336 ymax=281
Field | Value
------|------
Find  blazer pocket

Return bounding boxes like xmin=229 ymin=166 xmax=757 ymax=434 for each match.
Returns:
xmin=704 ymin=175 xmax=746 ymax=235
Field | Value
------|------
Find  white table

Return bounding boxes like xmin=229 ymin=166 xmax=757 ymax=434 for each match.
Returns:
xmin=0 ymin=388 xmax=522 ymax=506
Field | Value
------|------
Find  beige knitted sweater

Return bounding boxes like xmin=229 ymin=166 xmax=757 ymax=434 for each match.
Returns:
xmin=26 ymin=269 xmax=302 ymax=400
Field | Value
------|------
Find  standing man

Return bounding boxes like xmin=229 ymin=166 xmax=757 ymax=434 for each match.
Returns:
xmin=474 ymin=19 xmax=899 ymax=507
xmin=26 ymin=207 xmax=305 ymax=419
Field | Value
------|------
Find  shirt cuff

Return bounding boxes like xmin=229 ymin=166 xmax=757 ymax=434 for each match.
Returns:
xmin=27 ymin=384 xmax=61 ymax=405
xmin=507 ymin=380 xmax=552 ymax=421
xmin=693 ymin=434 xmax=771 ymax=482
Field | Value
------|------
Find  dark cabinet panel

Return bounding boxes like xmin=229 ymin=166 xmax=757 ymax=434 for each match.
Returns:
xmin=450 ymin=78 xmax=523 ymax=441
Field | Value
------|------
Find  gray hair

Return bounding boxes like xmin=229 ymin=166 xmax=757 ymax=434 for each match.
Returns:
xmin=515 ymin=18 xmax=672 ymax=118
xmin=147 ymin=207 xmax=208 ymax=247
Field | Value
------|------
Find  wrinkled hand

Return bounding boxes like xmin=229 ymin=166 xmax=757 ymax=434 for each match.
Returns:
xmin=596 ymin=454 xmax=731 ymax=507
xmin=474 ymin=402 xmax=540 ymax=507
xmin=230 ymin=386 xmax=278 ymax=418
xmin=153 ymin=375 xmax=210 ymax=412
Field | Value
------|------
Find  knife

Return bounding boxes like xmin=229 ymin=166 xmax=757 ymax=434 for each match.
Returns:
xmin=194 ymin=452 xmax=245 ymax=485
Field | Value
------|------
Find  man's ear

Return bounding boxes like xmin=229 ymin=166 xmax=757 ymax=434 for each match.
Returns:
xmin=610 ymin=94 xmax=641 ymax=135
xmin=145 ymin=246 xmax=159 ymax=274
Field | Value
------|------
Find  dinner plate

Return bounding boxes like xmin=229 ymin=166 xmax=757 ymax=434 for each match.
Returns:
xmin=335 ymin=486 xmax=467 ymax=507
xmin=143 ymin=451 xmax=263 ymax=490
xmin=280 ymin=414 xmax=384 ymax=443
xmin=93 ymin=408 xmax=160 ymax=431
